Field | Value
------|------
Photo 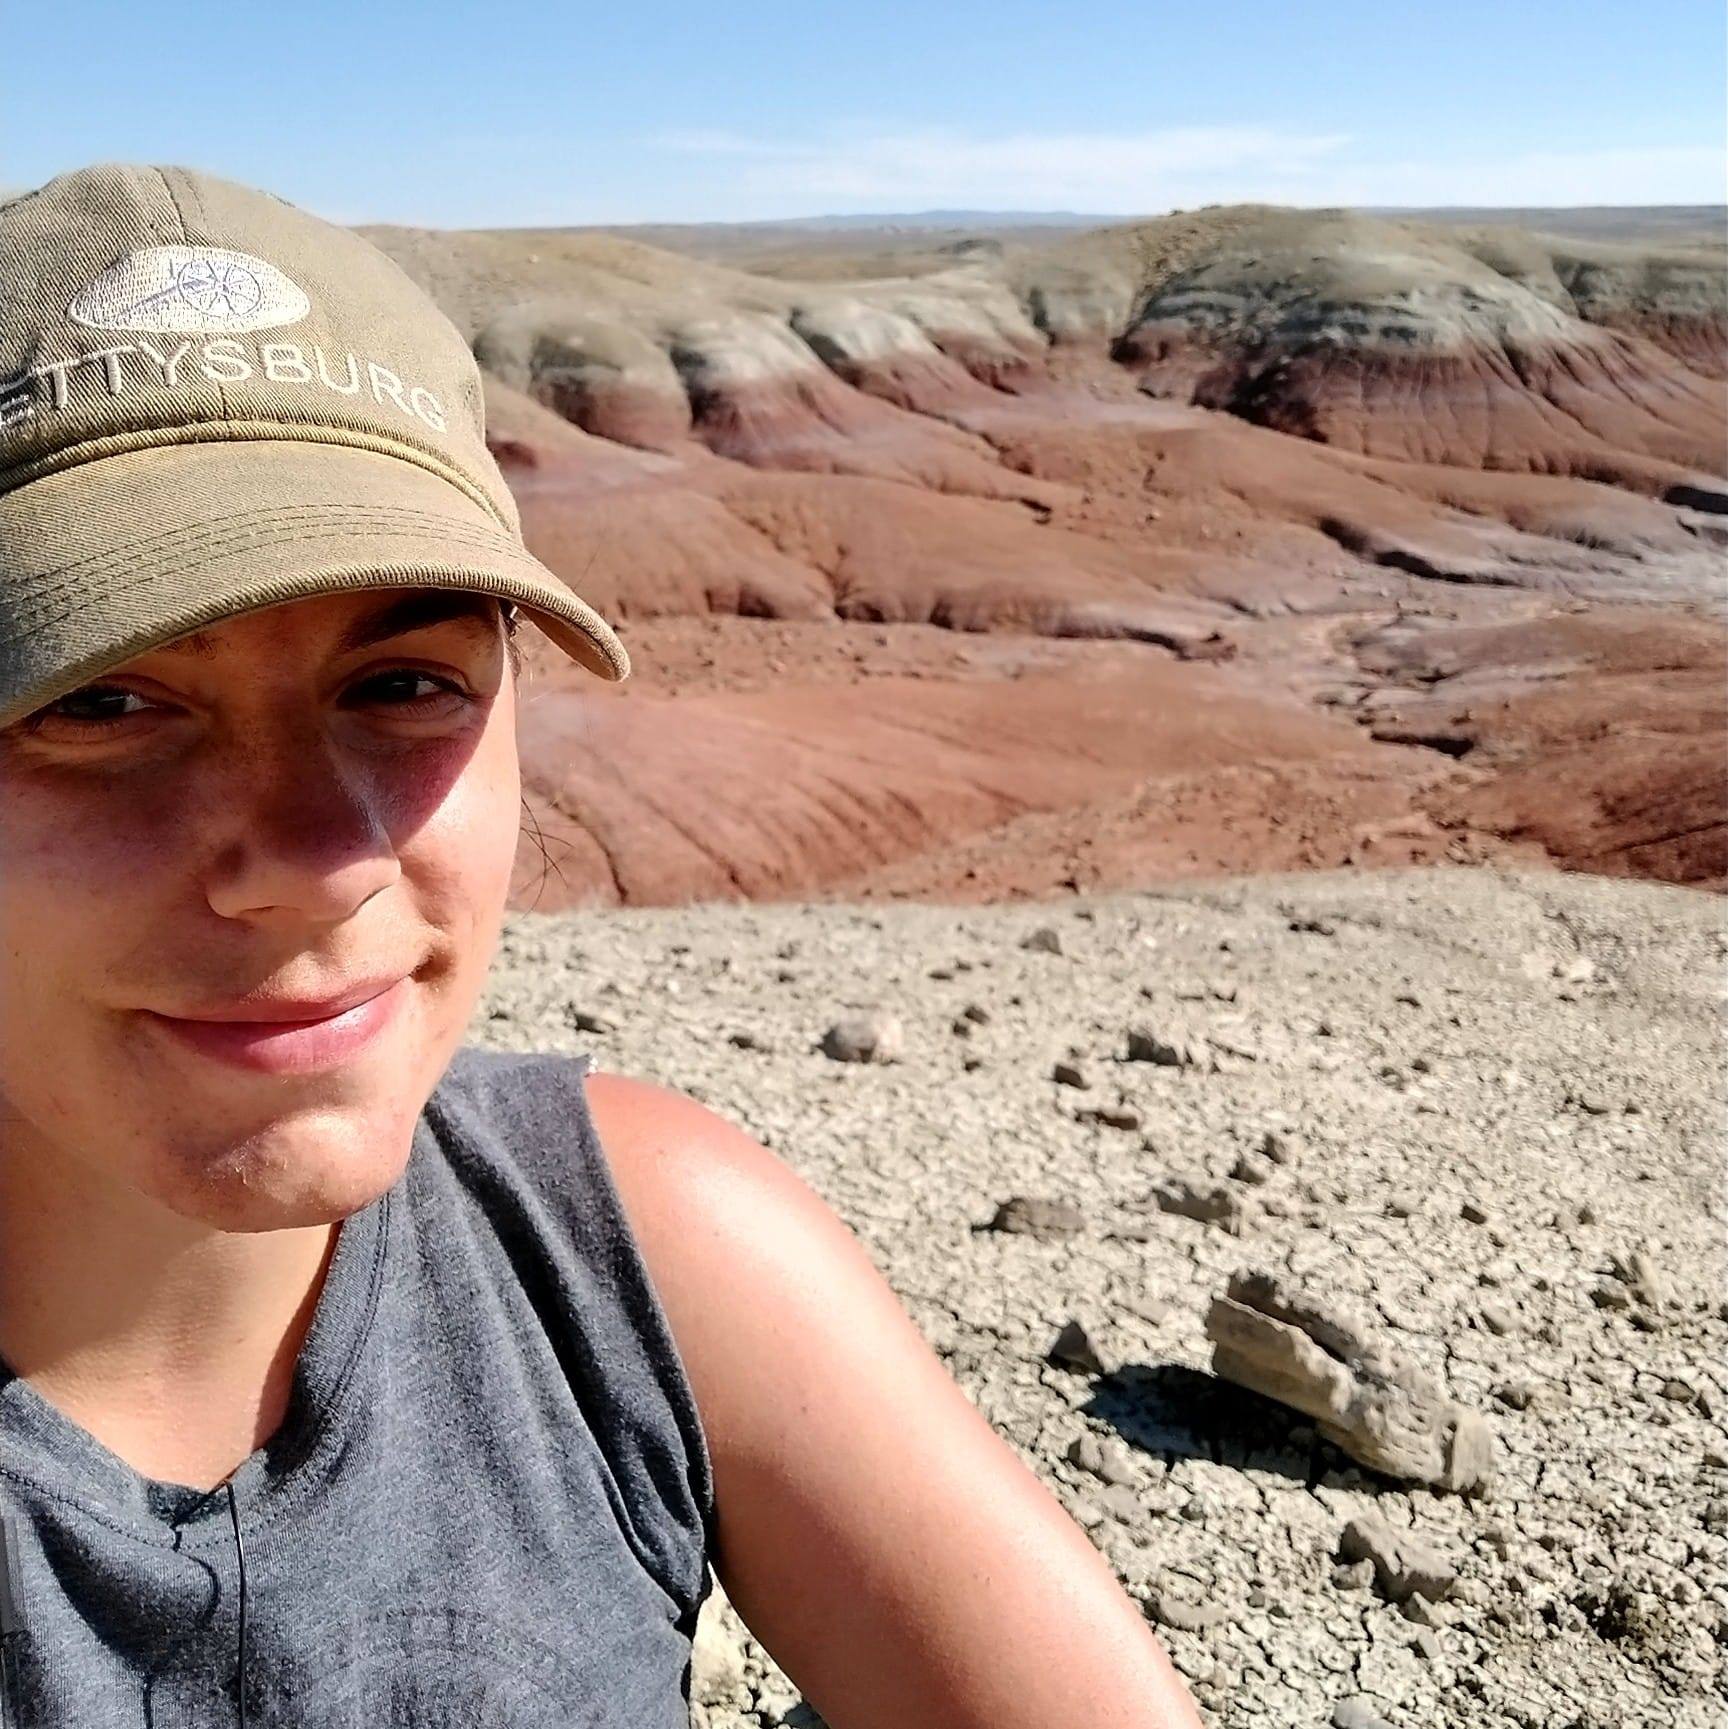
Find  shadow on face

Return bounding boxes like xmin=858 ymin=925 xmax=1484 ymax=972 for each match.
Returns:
xmin=0 ymin=586 xmax=525 ymax=1233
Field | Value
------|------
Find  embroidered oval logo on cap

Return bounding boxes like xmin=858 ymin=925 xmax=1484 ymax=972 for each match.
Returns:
xmin=68 ymin=245 xmax=311 ymax=334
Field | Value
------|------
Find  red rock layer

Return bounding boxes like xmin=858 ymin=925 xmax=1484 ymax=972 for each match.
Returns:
xmin=808 ymin=346 xmax=998 ymax=417
xmin=1121 ymin=328 xmax=1725 ymax=484
xmin=1352 ymin=609 xmax=1728 ymax=888
xmin=1592 ymin=311 xmax=1727 ymax=381
xmin=510 ymin=644 xmax=1462 ymax=910
xmin=530 ymin=375 xmax=693 ymax=451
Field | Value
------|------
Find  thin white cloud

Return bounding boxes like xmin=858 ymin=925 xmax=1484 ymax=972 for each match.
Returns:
xmin=1297 ymin=146 xmax=1727 ymax=210
xmin=651 ymin=127 xmax=1725 ymax=217
xmin=653 ymin=125 xmax=1354 ymax=213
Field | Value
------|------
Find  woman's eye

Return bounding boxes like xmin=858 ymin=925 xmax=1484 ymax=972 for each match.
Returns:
xmin=345 ymin=670 xmax=467 ymax=710
xmin=10 ymin=670 xmax=479 ymax=746
xmin=44 ymin=685 xmax=153 ymax=724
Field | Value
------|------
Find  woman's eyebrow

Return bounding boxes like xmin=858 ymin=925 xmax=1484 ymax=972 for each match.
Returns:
xmin=334 ymin=590 xmax=503 ymax=653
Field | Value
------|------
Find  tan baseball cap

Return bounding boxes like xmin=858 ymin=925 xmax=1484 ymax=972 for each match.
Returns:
xmin=0 ymin=162 xmax=629 ymax=729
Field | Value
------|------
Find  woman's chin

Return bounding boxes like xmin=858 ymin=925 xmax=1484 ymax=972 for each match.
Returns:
xmin=153 ymin=1106 xmax=418 ymax=1233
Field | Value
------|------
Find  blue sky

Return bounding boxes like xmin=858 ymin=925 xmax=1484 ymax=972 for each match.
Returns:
xmin=6 ymin=1 xmax=1723 ymax=226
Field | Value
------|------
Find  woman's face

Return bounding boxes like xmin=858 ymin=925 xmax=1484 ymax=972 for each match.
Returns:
xmin=0 ymin=587 xmax=522 ymax=1232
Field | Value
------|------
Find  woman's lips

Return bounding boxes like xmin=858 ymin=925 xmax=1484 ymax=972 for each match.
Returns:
xmin=143 ymin=977 xmax=410 ymax=1075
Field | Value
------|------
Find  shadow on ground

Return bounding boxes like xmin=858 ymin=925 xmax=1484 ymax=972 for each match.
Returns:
xmin=1083 ymin=1362 xmax=1325 ymax=1486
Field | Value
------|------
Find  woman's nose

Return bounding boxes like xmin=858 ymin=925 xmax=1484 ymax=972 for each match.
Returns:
xmin=202 ymin=733 xmax=401 ymax=927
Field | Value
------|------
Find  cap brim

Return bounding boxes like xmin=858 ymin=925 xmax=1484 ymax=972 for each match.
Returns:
xmin=0 ymin=438 xmax=629 ymax=729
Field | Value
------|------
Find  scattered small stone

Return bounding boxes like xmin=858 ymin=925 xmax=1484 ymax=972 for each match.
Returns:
xmin=1021 ymin=926 xmax=1064 ymax=955
xmin=1145 ymin=1590 xmax=1227 ymax=1633
xmin=567 ymin=1007 xmax=616 ymax=1034
xmin=1169 ymin=1645 xmax=1215 ymax=1684
xmin=1290 ymin=915 xmax=1339 ymax=935
xmin=1206 ymin=1270 xmax=1497 ymax=1494
xmin=1479 ymin=1302 xmax=1517 ymax=1337
xmin=818 ymin=1010 xmax=903 ymax=1064
xmin=959 ymin=1002 xmax=990 ymax=1025
xmin=1492 ymin=1379 xmax=1539 ymax=1412
xmin=1047 ymin=1318 xmax=1107 ymax=1376
xmin=1332 ymin=1559 xmax=1376 ymax=1591
xmin=1332 ymin=1699 xmax=1395 ymax=1729
xmin=1386 ymin=1193 xmax=1425 ymax=1219
xmin=1065 ymin=1432 xmax=1138 ymax=1486
xmin=1077 ymin=1103 xmax=1142 ymax=1132
xmin=1401 ymin=1594 xmax=1450 ymax=1628
xmin=1610 ymin=1247 xmax=1670 ymax=1314
xmin=1052 ymin=1060 xmax=1089 ymax=1088
xmin=985 ymin=1195 xmax=1086 ymax=1239
xmin=1229 ymin=1151 xmax=1276 ymax=1186
xmin=1460 ymin=1199 xmax=1491 ymax=1226
xmin=1092 ymin=1482 xmax=1143 ymax=1524
xmin=1152 ymin=1177 xmax=1247 ymax=1234
xmin=725 ymin=1029 xmax=765 ymax=1050
xmin=1338 ymin=1514 xmax=1458 ymax=1603
xmin=1259 ymin=1128 xmax=1298 ymax=1164
xmin=1703 ymin=1500 xmax=1728 ymax=1536
xmin=1412 ymin=1626 xmax=1445 ymax=1661
xmin=1124 ymin=1025 xmax=1206 ymax=1068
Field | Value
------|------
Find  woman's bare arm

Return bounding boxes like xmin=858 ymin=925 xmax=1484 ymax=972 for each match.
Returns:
xmin=589 ymin=1073 xmax=1206 ymax=1729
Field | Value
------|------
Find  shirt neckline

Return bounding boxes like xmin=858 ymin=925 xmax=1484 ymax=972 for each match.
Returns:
xmin=0 ymin=1154 xmax=397 ymax=1547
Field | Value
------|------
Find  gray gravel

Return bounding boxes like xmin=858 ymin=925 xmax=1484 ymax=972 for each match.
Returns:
xmin=473 ymin=865 xmax=1728 ymax=1728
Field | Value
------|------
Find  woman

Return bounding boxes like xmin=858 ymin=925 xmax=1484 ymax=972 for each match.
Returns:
xmin=0 ymin=164 xmax=1203 ymax=1727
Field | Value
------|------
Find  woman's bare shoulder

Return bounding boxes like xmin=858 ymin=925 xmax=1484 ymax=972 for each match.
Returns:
xmin=576 ymin=1069 xmax=1194 ymax=1729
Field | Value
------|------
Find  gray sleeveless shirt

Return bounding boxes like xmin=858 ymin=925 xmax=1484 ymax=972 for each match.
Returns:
xmin=0 ymin=1048 xmax=718 ymax=1727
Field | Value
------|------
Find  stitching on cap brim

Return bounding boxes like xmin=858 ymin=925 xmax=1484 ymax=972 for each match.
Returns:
xmin=10 ymin=505 xmax=544 ymax=639
xmin=0 ymin=421 xmax=512 ymax=530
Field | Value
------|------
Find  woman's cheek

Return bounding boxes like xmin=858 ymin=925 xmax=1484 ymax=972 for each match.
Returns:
xmin=0 ymin=774 xmax=187 ymax=920
xmin=460 ymin=695 xmax=522 ymax=875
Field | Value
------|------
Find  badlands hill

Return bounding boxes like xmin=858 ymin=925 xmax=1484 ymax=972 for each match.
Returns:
xmin=357 ymin=206 xmax=1727 ymax=911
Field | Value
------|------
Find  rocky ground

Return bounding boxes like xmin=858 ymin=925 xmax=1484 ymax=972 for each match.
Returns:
xmin=471 ymin=864 xmax=1727 ymax=1728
